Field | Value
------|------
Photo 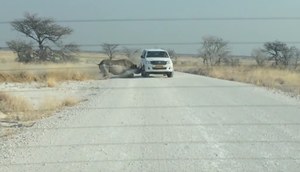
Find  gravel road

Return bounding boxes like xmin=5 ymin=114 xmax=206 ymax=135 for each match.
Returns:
xmin=1 ymin=72 xmax=300 ymax=172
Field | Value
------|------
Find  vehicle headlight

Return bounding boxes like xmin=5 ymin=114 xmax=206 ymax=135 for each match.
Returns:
xmin=146 ymin=61 xmax=151 ymax=64
xmin=167 ymin=61 xmax=170 ymax=64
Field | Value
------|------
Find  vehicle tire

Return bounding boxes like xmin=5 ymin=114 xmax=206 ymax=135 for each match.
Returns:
xmin=167 ymin=72 xmax=173 ymax=78
xmin=142 ymin=72 xmax=149 ymax=77
xmin=129 ymin=73 xmax=134 ymax=78
xmin=141 ymin=66 xmax=145 ymax=77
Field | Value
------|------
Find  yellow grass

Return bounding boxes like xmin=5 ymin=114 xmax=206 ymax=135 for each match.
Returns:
xmin=208 ymin=66 xmax=300 ymax=88
xmin=61 ymin=97 xmax=80 ymax=107
xmin=175 ymin=57 xmax=300 ymax=95
xmin=39 ymin=96 xmax=79 ymax=110
xmin=0 ymin=92 xmax=33 ymax=121
xmin=0 ymin=50 xmax=101 ymax=85
xmin=47 ymin=77 xmax=57 ymax=87
xmin=0 ymin=93 xmax=81 ymax=122
xmin=0 ymin=128 xmax=16 ymax=138
xmin=0 ymin=51 xmax=15 ymax=63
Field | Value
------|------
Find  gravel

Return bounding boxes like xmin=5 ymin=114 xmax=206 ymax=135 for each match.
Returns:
xmin=1 ymin=72 xmax=300 ymax=172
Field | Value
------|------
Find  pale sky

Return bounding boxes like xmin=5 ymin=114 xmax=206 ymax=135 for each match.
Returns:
xmin=1 ymin=0 xmax=300 ymax=55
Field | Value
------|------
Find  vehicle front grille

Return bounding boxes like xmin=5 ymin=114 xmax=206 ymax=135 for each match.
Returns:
xmin=153 ymin=67 xmax=167 ymax=70
xmin=151 ymin=61 xmax=167 ymax=65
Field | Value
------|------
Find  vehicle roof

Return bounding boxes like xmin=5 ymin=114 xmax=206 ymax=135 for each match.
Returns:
xmin=143 ymin=49 xmax=167 ymax=52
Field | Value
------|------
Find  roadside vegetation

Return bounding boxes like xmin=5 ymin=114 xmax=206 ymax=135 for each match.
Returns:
xmin=0 ymin=50 xmax=100 ymax=84
xmin=176 ymin=64 xmax=300 ymax=95
xmin=0 ymin=91 xmax=79 ymax=122
xmin=0 ymin=92 xmax=32 ymax=120
xmin=175 ymin=36 xmax=300 ymax=96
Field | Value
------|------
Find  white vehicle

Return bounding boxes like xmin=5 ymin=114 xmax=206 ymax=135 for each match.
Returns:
xmin=140 ymin=49 xmax=174 ymax=77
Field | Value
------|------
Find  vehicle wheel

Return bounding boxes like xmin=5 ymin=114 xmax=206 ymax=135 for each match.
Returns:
xmin=167 ymin=72 xmax=173 ymax=78
xmin=129 ymin=73 xmax=134 ymax=78
xmin=142 ymin=72 xmax=149 ymax=77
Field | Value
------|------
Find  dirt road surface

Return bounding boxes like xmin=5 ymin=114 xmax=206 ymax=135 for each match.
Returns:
xmin=1 ymin=72 xmax=300 ymax=171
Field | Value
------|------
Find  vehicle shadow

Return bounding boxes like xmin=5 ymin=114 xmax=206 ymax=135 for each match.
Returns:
xmin=110 ymin=75 xmax=167 ymax=79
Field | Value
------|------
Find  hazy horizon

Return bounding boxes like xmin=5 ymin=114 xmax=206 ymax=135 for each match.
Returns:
xmin=1 ymin=0 xmax=300 ymax=55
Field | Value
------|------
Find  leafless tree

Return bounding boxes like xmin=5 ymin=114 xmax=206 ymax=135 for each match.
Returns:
xmin=6 ymin=40 xmax=34 ymax=63
xmin=288 ymin=46 xmax=300 ymax=69
xmin=199 ymin=36 xmax=230 ymax=66
xmin=167 ymin=49 xmax=177 ymax=59
xmin=122 ymin=47 xmax=140 ymax=64
xmin=101 ymin=43 xmax=119 ymax=61
xmin=263 ymin=41 xmax=293 ymax=67
xmin=123 ymin=47 xmax=139 ymax=58
xmin=53 ymin=43 xmax=80 ymax=62
xmin=8 ymin=13 xmax=77 ymax=62
xmin=252 ymin=48 xmax=268 ymax=66
xmin=224 ymin=57 xmax=240 ymax=66
xmin=295 ymin=48 xmax=300 ymax=69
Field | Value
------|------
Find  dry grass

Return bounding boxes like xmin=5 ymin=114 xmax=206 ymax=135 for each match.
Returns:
xmin=0 ymin=50 xmax=101 ymax=85
xmin=0 ymin=128 xmax=16 ymax=138
xmin=0 ymin=65 xmax=100 ymax=84
xmin=175 ymin=57 xmax=300 ymax=96
xmin=61 ymin=97 xmax=80 ymax=107
xmin=0 ymin=92 xmax=80 ymax=122
xmin=33 ymin=97 xmax=80 ymax=120
xmin=0 ymin=51 xmax=15 ymax=63
xmin=39 ymin=97 xmax=79 ymax=110
xmin=0 ymin=94 xmax=80 ymax=137
xmin=208 ymin=66 xmax=300 ymax=89
xmin=0 ymin=92 xmax=33 ymax=121
xmin=46 ymin=77 xmax=57 ymax=87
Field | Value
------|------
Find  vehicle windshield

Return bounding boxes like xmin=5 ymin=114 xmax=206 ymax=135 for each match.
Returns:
xmin=146 ymin=51 xmax=168 ymax=58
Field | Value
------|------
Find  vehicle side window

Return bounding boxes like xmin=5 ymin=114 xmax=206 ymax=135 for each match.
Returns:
xmin=141 ymin=50 xmax=146 ymax=58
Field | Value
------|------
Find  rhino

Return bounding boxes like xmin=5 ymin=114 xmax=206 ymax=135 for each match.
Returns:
xmin=98 ymin=59 xmax=141 ymax=78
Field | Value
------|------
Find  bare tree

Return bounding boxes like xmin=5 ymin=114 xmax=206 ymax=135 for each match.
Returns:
xmin=252 ymin=48 xmax=268 ymax=66
xmin=295 ymin=48 xmax=300 ymax=69
xmin=224 ymin=57 xmax=240 ymax=66
xmin=6 ymin=40 xmax=34 ymax=63
xmin=199 ymin=36 xmax=230 ymax=66
xmin=288 ymin=46 xmax=300 ymax=69
xmin=53 ymin=43 xmax=80 ymax=62
xmin=263 ymin=41 xmax=293 ymax=67
xmin=167 ymin=49 xmax=177 ymax=59
xmin=123 ymin=47 xmax=139 ymax=58
xmin=101 ymin=43 xmax=119 ymax=60
xmin=122 ymin=47 xmax=140 ymax=63
xmin=8 ymin=13 xmax=77 ymax=62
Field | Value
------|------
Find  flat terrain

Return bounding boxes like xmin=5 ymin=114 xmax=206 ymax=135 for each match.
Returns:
xmin=1 ymin=72 xmax=300 ymax=171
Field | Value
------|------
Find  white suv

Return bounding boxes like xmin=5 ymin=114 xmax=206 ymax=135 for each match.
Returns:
xmin=140 ymin=49 xmax=174 ymax=77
